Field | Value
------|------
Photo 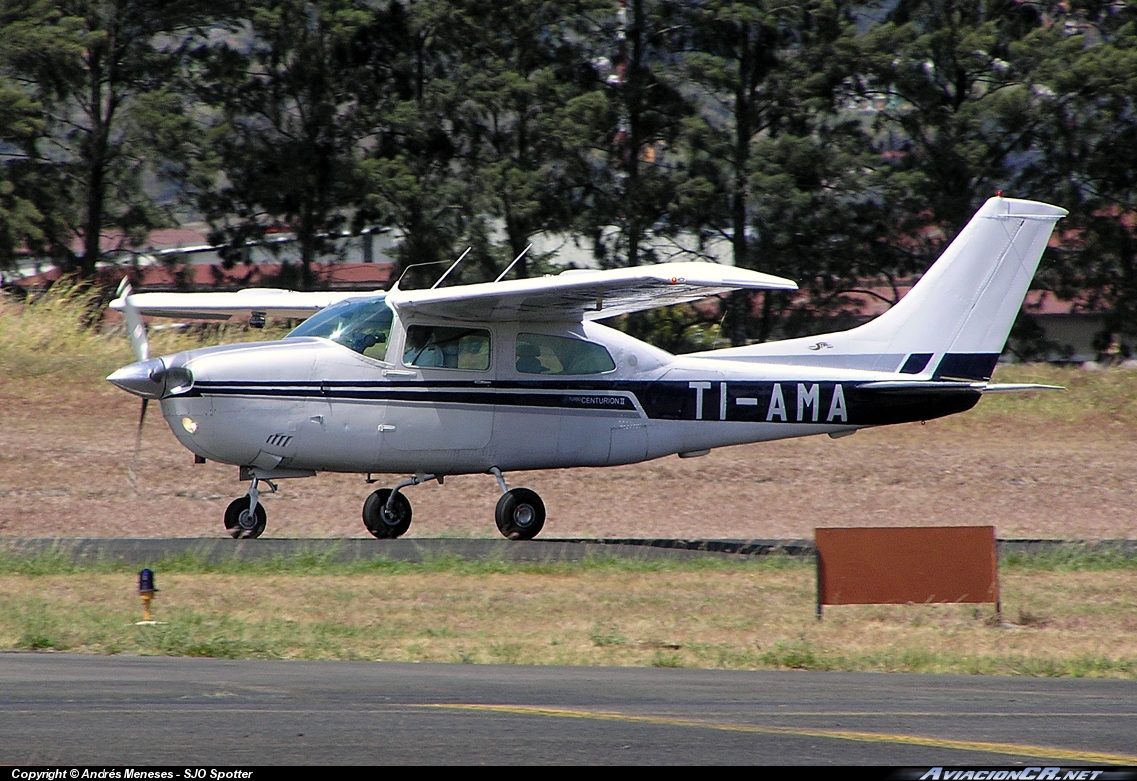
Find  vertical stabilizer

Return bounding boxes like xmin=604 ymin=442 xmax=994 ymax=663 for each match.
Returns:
xmin=700 ymin=196 xmax=1067 ymax=380
xmin=852 ymin=197 xmax=1067 ymax=377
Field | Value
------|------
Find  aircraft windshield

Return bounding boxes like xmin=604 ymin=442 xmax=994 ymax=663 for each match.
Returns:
xmin=286 ymin=296 xmax=393 ymax=360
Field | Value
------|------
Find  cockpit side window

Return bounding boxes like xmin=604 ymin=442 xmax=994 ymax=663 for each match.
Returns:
xmin=515 ymin=333 xmax=615 ymax=375
xmin=285 ymin=297 xmax=393 ymax=360
xmin=403 ymin=325 xmax=491 ymax=370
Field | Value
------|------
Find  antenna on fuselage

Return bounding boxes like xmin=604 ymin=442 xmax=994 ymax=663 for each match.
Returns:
xmin=494 ymin=244 xmax=532 ymax=284
xmin=431 ymin=247 xmax=473 ymax=290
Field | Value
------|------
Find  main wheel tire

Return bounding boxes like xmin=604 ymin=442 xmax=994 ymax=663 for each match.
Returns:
xmin=363 ymin=489 xmax=413 ymax=539
xmin=495 ymin=488 xmax=545 ymax=540
xmin=224 ymin=496 xmax=267 ymax=539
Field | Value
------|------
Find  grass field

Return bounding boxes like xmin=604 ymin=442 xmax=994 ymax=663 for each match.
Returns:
xmin=1 ymin=553 xmax=1134 ymax=676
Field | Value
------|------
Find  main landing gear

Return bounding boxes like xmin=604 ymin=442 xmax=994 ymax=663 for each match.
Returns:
xmin=359 ymin=468 xmax=546 ymax=541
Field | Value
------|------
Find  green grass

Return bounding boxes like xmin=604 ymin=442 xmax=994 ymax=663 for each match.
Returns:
xmin=0 ymin=548 xmax=808 ymax=577
xmin=0 ymin=546 xmax=1130 ymax=578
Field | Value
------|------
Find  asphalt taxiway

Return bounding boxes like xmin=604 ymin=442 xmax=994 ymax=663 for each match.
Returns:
xmin=1 ymin=654 xmax=1135 ymax=765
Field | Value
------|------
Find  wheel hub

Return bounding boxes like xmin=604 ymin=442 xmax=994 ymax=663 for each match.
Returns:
xmin=238 ymin=509 xmax=257 ymax=530
xmin=514 ymin=504 xmax=534 ymax=527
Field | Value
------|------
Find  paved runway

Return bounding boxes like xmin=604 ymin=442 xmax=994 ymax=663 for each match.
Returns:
xmin=1 ymin=654 xmax=1135 ymax=765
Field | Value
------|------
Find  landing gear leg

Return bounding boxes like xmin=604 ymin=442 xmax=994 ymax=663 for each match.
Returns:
xmin=225 ymin=477 xmax=274 ymax=539
xmin=362 ymin=473 xmax=440 ymax=539
xmin=489 ymin=467 xmax=545 ymax=541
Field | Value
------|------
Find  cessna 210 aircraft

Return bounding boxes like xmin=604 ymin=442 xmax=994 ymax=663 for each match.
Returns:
xmin=107 ymin=196 xmax=1066 ymax=540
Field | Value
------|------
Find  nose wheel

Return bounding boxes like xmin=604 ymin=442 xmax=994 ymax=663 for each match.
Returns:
xmin=224 ymin=476 xmax=274 ymax=538
xmin=224 ymin=495 xmax=266 ymax=539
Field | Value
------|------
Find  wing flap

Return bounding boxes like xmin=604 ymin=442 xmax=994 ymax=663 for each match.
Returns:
xmin=388 ymin=262 xmax=797 ymax=322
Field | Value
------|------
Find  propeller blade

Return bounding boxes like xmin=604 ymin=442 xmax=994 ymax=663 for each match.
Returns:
xmin=128 ymin=397 xmax=148 ymax=495
xmin=117 ymin=280 xmax=149 ymax=362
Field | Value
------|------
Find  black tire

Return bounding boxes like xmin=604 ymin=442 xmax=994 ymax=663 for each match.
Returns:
xmin=224 ymin=496 xmax=266 ymax=539
xmin=363 ymin=489 xmax=413 ymax=539
xmin=495 ymin=488 xmax=545 ymax=540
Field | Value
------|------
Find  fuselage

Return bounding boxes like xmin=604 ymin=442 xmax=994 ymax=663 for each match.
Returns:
xmin=142 ymin=296 xmax=979 ymax=477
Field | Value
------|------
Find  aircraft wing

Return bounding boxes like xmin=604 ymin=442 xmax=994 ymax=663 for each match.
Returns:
xmin=387 ymin=262 xmax=798 ymax=322
xmin=108 ymin=289 xmax=372 ymax=320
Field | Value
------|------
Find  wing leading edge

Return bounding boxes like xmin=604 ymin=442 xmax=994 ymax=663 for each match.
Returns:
xmin=388 ymin=262 xmax=798 ymax=322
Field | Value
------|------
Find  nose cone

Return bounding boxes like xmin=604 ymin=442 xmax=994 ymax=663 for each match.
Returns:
xmin=107 ymin=358 xmax=193 ymax=399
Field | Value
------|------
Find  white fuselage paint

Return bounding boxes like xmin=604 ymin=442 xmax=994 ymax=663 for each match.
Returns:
xmin=157 ymin=317 xmax=910 ymax=478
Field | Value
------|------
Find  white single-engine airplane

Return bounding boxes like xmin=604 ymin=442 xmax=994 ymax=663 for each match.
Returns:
xmin=107 ymin=196 xmax=1066 ymax=540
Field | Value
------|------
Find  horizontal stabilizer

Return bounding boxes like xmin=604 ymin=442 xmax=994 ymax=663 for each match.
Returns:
xmin=859 ymin=380 xmax=1063 ymax=393
xmin=979 ymin=383 xmax=1064 ymax=393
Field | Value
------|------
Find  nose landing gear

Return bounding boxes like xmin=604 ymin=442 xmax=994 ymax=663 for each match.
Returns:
xmin=224 ymin=477 xmax=274 ymax=539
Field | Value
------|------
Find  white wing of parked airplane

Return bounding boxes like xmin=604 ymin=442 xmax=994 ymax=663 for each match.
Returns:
xmin=387 ymin=262 xmax=797 ymax=322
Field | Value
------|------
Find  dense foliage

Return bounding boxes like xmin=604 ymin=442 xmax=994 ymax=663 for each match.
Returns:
xmin=0 ymin=0 xmax=1134 ymax=346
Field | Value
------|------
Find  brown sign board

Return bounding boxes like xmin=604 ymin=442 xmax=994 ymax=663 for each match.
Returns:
xmin=815 ymin=526 xmax=998 ymax=617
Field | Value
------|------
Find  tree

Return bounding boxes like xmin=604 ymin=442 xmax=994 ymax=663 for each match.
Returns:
xmin=5 ymin=0 xmax=219 ymax=278
xmin=546 ymin=0 xmax=694 ymax=270
xmin=0 ymin=1 xmax=63 ymax=272
xmin=441 ymin=0 xmax=602 ymax=280
xmin=857 ymin=0 xmax=1048 ymax=228
xmin=185 ymin=0 xmax=378 ymax=289
xmin=1013 ymin=1 xmax=1137 ymax=346
xmin=349 ymin=1 xmax=458 ymax=287
xmin=675 ymin=0 xmax=875 ymax=344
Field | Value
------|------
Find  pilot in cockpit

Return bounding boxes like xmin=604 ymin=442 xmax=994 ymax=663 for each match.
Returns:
xmin=404 ymin=326 xmax=445 ymax=368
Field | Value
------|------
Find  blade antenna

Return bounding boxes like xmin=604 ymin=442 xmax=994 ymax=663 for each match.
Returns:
xmin=431 ymin=247 xmax=473 ymax=289
xmin=494 ymin=244 xmax=532 ymax=284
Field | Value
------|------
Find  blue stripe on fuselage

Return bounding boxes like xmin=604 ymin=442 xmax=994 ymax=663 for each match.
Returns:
xmin=191 ymin=378 xmax=979 ymax=426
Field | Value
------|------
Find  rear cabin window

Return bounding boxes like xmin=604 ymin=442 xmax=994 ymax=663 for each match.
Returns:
xmin=515 ymin=333 xmax=615 ymax=375
xmin=403 ymin=325 xmax=491 ymax=370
